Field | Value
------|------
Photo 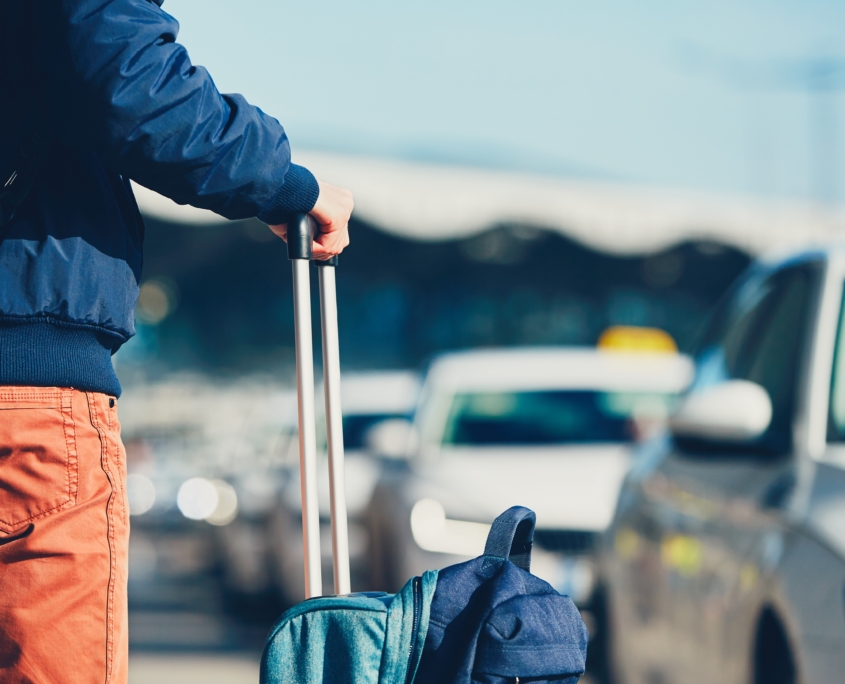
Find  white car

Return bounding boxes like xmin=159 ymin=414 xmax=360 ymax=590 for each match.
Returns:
xmin=366 ymin=346 xmax=693 ymax=623
xmin=266 ymin=370 xmax=421 ymax=603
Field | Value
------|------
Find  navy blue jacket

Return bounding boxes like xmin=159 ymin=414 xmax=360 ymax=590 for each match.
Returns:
xmin=0 ymin=0 xmax=319 ymax=396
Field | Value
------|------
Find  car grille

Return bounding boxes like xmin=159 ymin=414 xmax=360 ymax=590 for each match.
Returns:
xmin=533 ymin=529 xmax=597 ymax=555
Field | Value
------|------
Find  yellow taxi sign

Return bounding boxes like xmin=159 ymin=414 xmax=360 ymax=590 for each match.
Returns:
xmin=597 ymin=326 xmax=678 ymax=354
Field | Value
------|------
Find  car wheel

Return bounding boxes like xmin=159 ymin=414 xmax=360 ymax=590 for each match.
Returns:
xmin=753 ymin=608 xmax=797 ymax=684
xmin=585 ymin=585 xmax=614 ymax=684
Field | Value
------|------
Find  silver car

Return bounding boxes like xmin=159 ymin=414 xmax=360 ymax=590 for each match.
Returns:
xmin=601 ymin=248 xmax=845 ymax=684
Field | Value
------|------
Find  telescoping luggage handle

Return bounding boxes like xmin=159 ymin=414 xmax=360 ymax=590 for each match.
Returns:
xmin=287 ymin=213 xmax=351 ymax=599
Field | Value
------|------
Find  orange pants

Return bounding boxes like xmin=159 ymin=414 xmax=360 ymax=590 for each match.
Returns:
xmin=0 ymin=387 xmax=129 ymax=683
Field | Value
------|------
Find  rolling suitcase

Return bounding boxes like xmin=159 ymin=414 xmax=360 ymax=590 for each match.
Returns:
xmin=260 ymin=215 xmax=589 ymax=684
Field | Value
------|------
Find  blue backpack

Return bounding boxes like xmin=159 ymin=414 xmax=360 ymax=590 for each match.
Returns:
xmin=260 ymin=506 xmax=588 ymax=684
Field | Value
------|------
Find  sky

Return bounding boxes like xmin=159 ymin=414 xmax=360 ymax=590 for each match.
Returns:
xmin=169 ymin=0 xmax=845 ymax=204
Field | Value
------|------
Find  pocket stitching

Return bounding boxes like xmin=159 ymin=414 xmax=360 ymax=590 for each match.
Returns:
xmin=0 ymin=388 xmax=63 ymax=404
xmin=106 ymin=399 xmax=128 ymax=527
xmin=0 ymin=390 xmax=79 ymax=530
xmin=62 ymin=389 xmax=80 ymax=505
xmin=0 ymin=498 xmax=75 ymax=528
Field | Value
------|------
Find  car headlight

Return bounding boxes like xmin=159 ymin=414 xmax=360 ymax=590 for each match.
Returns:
xmin=410 ymin=499 xmax=490 ymax=556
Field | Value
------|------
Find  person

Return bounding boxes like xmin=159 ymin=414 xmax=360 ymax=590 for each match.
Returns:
xmin=0 ymin=0 xmax=353 ymax=681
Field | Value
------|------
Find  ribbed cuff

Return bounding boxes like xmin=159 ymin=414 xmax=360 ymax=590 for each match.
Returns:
xmin=257 ymin=164 xmax=320 ymax=225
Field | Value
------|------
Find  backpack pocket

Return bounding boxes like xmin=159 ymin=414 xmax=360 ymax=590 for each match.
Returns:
xmin=471 ymin=594 xmax=588 ymax=684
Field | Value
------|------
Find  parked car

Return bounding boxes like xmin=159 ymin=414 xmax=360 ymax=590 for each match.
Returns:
xmin=209 ymin=386 xmax=299 ymax=609
xmin=600 ymin=248 xmax=845 ymax=684
xmin=365 ymin=345 xmax=692 ymax=636
xmin=118 ymin=375 xmax=298 ymax=606
xmin=266 ymin=370 xmax=421 ymax=603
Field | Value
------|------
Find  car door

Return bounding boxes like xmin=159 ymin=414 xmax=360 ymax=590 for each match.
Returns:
xmin=611 ymin=261 xmax=820 ymax=684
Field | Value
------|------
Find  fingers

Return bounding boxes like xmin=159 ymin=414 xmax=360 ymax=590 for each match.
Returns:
xmin=268 ymin=224 xmax=288 ymax=241
xmin=309 ymin=179 xmax=353 ymax=258
xmin=266 ymin=179 xmax=352 ymax=258
xmin=311 ymin=226 xmax=350 ymax=259
xmin=268 ymin=219 xmax=347 ymax=259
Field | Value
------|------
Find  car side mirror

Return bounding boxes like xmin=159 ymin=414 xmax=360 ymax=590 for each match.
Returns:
xmin=669 ymin=380 xmax=772 ymax=443
xmin=364 ymin=418 xmax=417 ymax=460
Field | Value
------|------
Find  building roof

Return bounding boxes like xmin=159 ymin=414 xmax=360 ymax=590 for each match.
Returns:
xmin=132 ymin=150 xmax=845 ymax=256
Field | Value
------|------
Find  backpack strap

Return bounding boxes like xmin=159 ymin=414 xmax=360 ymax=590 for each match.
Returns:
xmin=482 ymin=506 xmax=536 ymax=572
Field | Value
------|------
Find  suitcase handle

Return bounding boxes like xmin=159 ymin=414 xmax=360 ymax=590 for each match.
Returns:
xmin=286 ymin=214 xmax=339 ymax=266
xmin=287 ymin=212 xmax=351 ymax=598
xmin=287 ymin=213 xmax=317 ymax=260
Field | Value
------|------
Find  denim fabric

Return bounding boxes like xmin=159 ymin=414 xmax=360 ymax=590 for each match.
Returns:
xmin=260 ymin=571 xmax=437 ymax=684
xmin=474 ymin=591 xmax=588 ymax=682
xmin=482 ymin=507 xmax=536 ymax=571
xmin=416 ymin=507 xmax=588 ymax=684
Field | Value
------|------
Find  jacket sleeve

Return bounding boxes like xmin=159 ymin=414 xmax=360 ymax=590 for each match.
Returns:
xmin=42 ymin=0 xmax=319 ymax=223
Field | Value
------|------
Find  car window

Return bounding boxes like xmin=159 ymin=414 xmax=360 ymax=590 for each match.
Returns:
xmin=440 ymin=390 xmax=675 ymax=446
xmin=693 ymin=265 xmax=815 ymax=454
xmin=827 ymin=284 xmax=845 ymax=442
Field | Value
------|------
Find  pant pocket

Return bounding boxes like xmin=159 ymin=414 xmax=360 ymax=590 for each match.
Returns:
xmin=0 ymin=388 xmax=78 ymax=534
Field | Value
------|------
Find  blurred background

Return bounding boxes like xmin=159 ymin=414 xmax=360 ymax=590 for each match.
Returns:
xmin=123 ymin=1 xmax=845 ymax=682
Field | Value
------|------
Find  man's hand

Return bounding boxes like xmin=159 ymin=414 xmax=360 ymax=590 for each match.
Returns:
xmin=269 ymin=180 xmax=353 ymax=260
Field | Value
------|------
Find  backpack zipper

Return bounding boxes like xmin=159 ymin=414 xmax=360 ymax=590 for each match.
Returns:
xmin=404 ymin=576 xmax=423 ymax=684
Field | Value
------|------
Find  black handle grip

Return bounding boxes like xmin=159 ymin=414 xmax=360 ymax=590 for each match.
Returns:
xmin=483 ymin=506 xmax=536 ymax=571
xmin=314 ymin=256 xmax=339 ymax=267
xmin=287 ymin=213 xmax=317 ymax=260
xmin=287 ymin=214 xmax=339 ymax=266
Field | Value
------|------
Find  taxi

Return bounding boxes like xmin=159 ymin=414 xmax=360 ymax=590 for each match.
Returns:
xmin=366 ymin=333 xmax=692 ymax=646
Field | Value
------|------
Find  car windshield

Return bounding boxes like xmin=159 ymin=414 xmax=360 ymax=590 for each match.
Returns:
xmin=441 ymin=390 xmax=672 ymax=446
xmin=342 ymin=413 xmax=407 ymax=450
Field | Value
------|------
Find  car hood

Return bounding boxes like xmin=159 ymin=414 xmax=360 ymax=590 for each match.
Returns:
xmin=411 ymin=444 xmax=632 ymax=531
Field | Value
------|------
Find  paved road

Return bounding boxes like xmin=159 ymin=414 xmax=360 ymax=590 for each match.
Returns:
xmin=129 ymin=655 xmax=598 ymax=684
xmin=130 ymin=655 xmax=259 ymax=684
xmin=128 ymin=523 xmax=273 ymax=681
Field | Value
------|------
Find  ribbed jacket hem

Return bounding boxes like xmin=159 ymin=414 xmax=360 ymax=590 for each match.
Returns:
xmin=257 ymin=164 xmax=320 ymax=225
xmin=0 ymin=321 xmax=121 ymax=397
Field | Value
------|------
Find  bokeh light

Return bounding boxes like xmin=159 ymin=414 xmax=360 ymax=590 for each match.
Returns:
xmin=127 ymin=473 xmax=156 ymax=516
xmin=177 ymin=477 xmax=219 ymax=521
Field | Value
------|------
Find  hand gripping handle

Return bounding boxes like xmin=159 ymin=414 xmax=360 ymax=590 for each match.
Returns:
xmin=286 ymin=213 xmax=350 ymax=598
xmin=483 ymin=506 xmax=536 ymax=572
xmin=287 ymin=213 xmax=316 ymax=260
xmin=287 ymin=214 xmax=339 ymax=266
